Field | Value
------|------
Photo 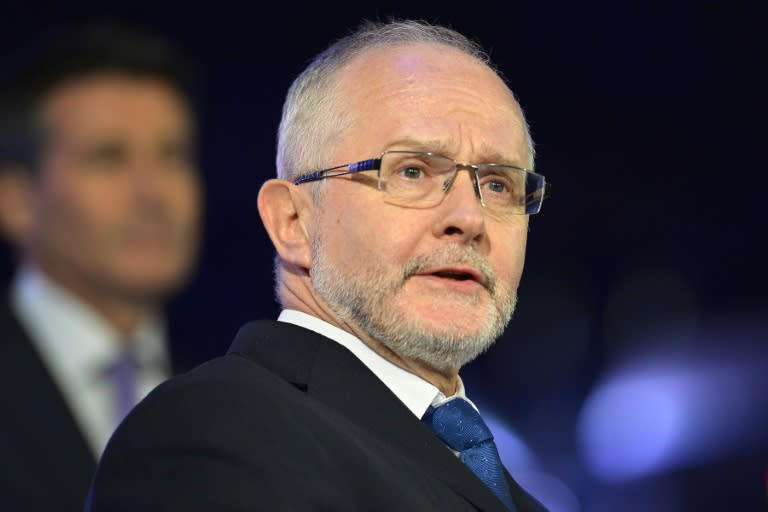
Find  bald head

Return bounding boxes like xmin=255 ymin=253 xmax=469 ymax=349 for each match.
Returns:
xmin=275 ymin=20 xmax=535 ymax=184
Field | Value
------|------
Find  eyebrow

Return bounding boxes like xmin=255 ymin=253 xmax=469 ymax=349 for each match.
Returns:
xmin=383 ymin=137 xmax=526 ymax=168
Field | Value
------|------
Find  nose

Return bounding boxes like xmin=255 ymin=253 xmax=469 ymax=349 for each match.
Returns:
xmin=132 ymin=161 xmax=165 ymax=199
xmin=128 ymin=156 xmax=182 ymax=218
xmin=431 ymin=169 xmax=486 ymax=245
xmin=442 ymin=164 xmax=484 ymax=205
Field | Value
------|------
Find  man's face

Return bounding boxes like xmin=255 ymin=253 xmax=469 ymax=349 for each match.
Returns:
xmin=25 ymin=74 xmax=201 ymax=302
xmin=308 ymin=45 xmax=530 ymax=372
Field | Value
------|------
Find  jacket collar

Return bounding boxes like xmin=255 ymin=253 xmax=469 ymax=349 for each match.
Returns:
xmin=228 ymin=319 xmax=534 ymax=512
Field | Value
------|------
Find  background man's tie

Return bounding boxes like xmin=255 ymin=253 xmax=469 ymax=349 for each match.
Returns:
xmin=423 ymin=398 xmax=518 ymax=511
xmin=107 ymin=350 xmax=138 ymax=426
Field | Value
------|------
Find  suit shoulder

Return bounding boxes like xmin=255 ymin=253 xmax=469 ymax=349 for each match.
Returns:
xmin=127 ymin=351 xmax=296 ymax=422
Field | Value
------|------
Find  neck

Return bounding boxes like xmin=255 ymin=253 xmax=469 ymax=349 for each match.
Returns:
xmin=32 ymin=263 xmax=155 ymax=338
xmin=280 ymin=277 xmax=460 ymax=396
xmin=364 ymin=335 xmax=460 ymax=396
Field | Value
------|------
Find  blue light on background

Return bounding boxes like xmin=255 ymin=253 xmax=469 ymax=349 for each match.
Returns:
xmin=486 ymin=411 xmax=581 ymax=512
xmin=578 ymin=349 xmax=768 ymax=483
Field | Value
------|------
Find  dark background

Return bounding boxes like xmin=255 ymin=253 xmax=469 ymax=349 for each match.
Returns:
xmin=2 ymin=2 xmax=766 ymax=511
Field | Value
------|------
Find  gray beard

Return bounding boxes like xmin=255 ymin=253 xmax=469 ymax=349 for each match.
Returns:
xmin=310 ymin=234 xmax=517 ymax=373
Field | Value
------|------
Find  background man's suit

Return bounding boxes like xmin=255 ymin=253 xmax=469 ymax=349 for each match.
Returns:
xmin=87 ymin=320 xmax=545 ymax=511
xmin=0 ymin=297 xmax=95 ymax=511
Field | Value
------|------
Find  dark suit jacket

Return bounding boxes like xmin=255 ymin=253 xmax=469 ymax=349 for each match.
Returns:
xmin=87 ymin=320 xmax=547 ymax=511
xmin=0 ymin=295 xmax=96 ymax=511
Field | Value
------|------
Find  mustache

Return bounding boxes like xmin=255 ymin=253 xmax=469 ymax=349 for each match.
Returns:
xmin=401 ymin=244 xmax=497 ymax=293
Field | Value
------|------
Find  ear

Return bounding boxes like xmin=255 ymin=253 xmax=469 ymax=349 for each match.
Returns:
xmin=0 ymin=167 xmax=34 ymax=245
xmin=257 ymin=179 xmax=313 ymax=270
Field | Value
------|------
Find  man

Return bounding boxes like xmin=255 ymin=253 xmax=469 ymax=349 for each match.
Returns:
xmin=87 ymin=20 xmax=547 ymax=511
xmin=0 ymin=27 xmax=202 ymax=511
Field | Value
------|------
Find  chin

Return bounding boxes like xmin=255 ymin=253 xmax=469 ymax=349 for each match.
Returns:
xmin=108 ymin=267 xmax=191 ymax=302
xmin=390 ymin=324 xmax=498 ymax=374
xmin=397 ymin=296 xmax=491 ymax=330
xmin=413 ymin=315 xmax=491 ymax=340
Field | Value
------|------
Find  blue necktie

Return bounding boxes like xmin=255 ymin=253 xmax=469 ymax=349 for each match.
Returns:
xmin=423 ymin=398 xmax=518 ymax=511
xmin=107 ymin=350 xmax=138 ymax=425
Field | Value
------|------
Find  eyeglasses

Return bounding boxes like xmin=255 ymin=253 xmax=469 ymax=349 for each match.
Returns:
xmin=293 ymin=150 xmax=548 ymax=216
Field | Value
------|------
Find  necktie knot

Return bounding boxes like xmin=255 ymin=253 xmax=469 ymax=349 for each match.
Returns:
xmin=423 ymin=398 xmax=494 ymax=451
xmin=423 ymin=397 xmax=518 ymax=511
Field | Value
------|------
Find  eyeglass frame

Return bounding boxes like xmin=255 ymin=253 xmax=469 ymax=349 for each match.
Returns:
xmin=292 ymin=150 xmax=549 ymax=215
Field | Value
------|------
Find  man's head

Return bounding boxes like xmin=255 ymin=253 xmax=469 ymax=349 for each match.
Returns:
xmin=259 ymin=21 xmax=541 ymax=378
xmin=0 ymin=26 xmax=202 ymax=306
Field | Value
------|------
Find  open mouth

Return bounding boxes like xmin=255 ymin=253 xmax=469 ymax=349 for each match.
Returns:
xmin=431 ymin=270 xmax=477 ymax=282
xmin=416 ymin=266 xmax=486 ymax=289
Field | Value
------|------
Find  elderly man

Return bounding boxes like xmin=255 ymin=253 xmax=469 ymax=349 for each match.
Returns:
xmin=87 ymin=20 xmax=547 ymax=512
xmin=0 ymin=27 xmax=202 ymax=511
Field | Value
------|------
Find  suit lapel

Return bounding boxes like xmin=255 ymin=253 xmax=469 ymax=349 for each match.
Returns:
xmin=504 ymin=470 xmax=546 ymax=512
xmin=0 ymin=296 xmax=96 ymax=509
xmin=229 ymin=320 xmax=512 ymax=511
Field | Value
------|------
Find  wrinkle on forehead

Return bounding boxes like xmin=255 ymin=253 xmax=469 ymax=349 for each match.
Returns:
xmin=329 ymin=43 xmax=530 ymax=167
xmin=384 ymin=137 xmax=527 ymax=168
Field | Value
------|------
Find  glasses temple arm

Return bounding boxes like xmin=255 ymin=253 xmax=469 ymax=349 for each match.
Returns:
xmin=293 ymin=158 xmax=382 ymax=185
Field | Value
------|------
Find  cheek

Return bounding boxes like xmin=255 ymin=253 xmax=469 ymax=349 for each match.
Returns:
xmin=489 ymin=221 xmax=528 ymax=286
xmin=37 ymin=173 xmax=123 ymax=246
xmin=338 ymin=209 xmax=424 ymax=268
xmin=166 ymin=174 xmax=202 ymax=225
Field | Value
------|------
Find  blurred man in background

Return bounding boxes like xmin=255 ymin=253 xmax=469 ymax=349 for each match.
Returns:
xmin=0 ymin=25 xmax=202 ymax=510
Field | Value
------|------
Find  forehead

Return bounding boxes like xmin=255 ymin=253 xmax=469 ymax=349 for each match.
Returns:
xmin=40 ymin=73 xmax=190 ymax=136
xmin=333 ymin=44 xmax=527 ymax=165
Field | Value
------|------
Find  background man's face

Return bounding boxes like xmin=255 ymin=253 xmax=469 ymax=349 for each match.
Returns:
xmin=308 ymin=44 xmax=530 ymax=372
xmin=24 ymin=74 xmax=202 ymax=302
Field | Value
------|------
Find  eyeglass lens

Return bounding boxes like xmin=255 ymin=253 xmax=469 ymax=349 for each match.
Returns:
xmin=379 ymin=151 xmax=545 ymax=215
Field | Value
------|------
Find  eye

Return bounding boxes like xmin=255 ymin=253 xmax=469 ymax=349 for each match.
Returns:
xmin=159 ymin=141 xmax=195 ymax=168
xmin=85 ymin=142 xmax=126 ymax=165
xmin=480 ymin=174 xmax=514 ymax=196
xmin=399 ymin=166 xmax=425 ymax=179
xmin=485 ymin=179 xmax=508 ymax=194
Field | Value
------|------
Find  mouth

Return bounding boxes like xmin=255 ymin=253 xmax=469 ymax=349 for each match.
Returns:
xmin=416 ymin=266 xmax=486 ymax=288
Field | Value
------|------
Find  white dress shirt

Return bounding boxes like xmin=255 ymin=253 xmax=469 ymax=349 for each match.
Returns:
xmin=277 ymin=309 xmax=478 ymax=418
xmin=11 ymin=266 xmax=171 ymax=457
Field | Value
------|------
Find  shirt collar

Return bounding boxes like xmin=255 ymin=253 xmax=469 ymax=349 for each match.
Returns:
xmin=11 ymin=266 xmax=169 ymax=379
xmin=277 ymin=309 xmax=476 ymax=418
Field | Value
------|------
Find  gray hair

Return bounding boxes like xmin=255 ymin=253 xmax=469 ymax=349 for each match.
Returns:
xmin=275 ymin=20 xmax=535 ymax=184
